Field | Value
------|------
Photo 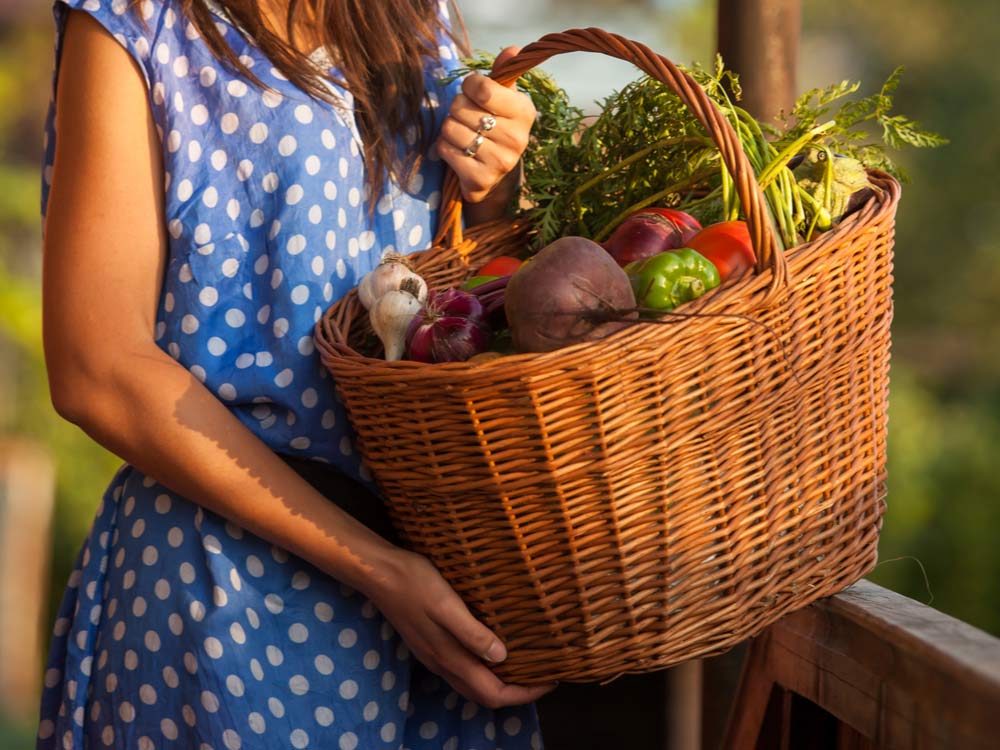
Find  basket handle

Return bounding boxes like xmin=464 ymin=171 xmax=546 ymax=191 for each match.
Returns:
xmin=433 ymin=28 xmax=788 ymax=297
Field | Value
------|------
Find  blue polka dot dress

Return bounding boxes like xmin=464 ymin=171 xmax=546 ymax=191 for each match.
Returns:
xmin=37 ymin=1 xmax=543 ymax=748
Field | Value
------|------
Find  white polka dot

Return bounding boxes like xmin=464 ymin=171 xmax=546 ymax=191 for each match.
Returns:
xmin=190 ymin=103 xmax=209 ymax=126
xmin=248 ymin=712 xmax=266 ymax=734
xmin=207 ymin=336 xmax=227 ymax=356
xmin=213 ymin=585 xmax=228 ymax=607
xmin=291 ymin=729 xmax=309 ymax=749
xmin=308 ymin=651 xmax=334 ymax=675
xmin=180 ymin=562 xmax=195 ymax=584
xmin=166 ymin=130 xmax=182 ymax=153
xmin=291 ymin=153 xmax=319 ymax=179
xmin=409 ymin=225 xmax=424 ymax=247
xmin=262 ymin=172 xmax=279 ymax=192
xmin=289 ymin=674 xmax=309 ymax=695
xmin=294 ymin=105 xmax=313 ymax=124
xmin=155 ymin=42 xmax=170 ymax=64
xmin=348 ymin=187 xmax=361 ymax=207
xmin=292 ymin=570 xmax=310 ymax=589
xmin=358 ymin=231 xmax=377 ymax=252
xmin=227 ymin=80 xmax=248 ymax=97
xmin=204 ymin=637 xmax=224 ymax=659
xmin=273 ymin=319 xmax=290 ymax=339
xmin=339 ymin=679 xmax=359 ymax=699
xmin=339 ymin=208 xmax=349 ymax=229
xmin=226 ymin=198 xmax=241 ymax=220
xmin=199 ymin=66 xmax=216 ymax=86
xmin=227 ymin=621 xmax=247 ymax=645
xmin=277 ymin=135 xmax=298 ymax=156
xmin=260 ymin=595 xmax=283 ymax=617
xmin=186 ymin=139 xmax=202 ymax=162
xmin=363 ymin=701 xmax=379 ymax=721
xmin=286 ymin=184 xmax=304 ymax=205
xmin=157 ymin=665 xmax=178 ymax=691
xmin=223 ymin=729 xmax=241 ymax=750
xmin=221 ymin=113 xmax=239 ymax=134
xmin=315 ymin=706 xmax=334 ymax=726
xmin=236 ymin=159 xmax=254 ymax=181
xmin=119 ymin=702 xmax=136 ymax=722
xmin=199 ymin=287 xmax=219 ymax=307
xmin=161 ymin=718 xmax=178 ymax=740
xmin=290 ymin=285 xmax=309 ymax=305
xmin=262 ymin=89 xmax=283 ymax=108
xmin=249 ymin=123 xmax=268 ymax=143
xmin=219 ymin=383 xmax=237 ymax=401
xmin=324 ymin=181 xmax=338 ymax=201
xmin=339 ymin=157 xmax=349 ymax=178
xmin=266 ymin=698 xmax=286 ymax=723
xmin=337 ymin=628 xmax=358 ymax=648
xmin=226 ymin=674 xmax=245 ymax=697
xmin=201 ymin=186 xmax=219 ymax=208
xmin=379 ymin=723 xmax=396 ymax=742
xmin=173 ymin=55 xmax=189 ymax=77
xmin=142 ymin=545 xmax=158 ymax=565
xmin=177 ymin=179 xmax=194 ymax=201
xmin=485 ymin=721 xmax=496 ymax=740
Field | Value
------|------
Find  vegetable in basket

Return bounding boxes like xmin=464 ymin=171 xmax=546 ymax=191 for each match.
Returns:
xmin=625 ymin=248 xmax=720 ymax=312
xmin=601 ymin=208 xmax=702 ymax=267
xmin=406 ymin=288 xmax=492 ymax=363
xmin=685 ymin=221 xmax=755 ymax=282
xmin=357 ymin=253 xmax=427 ymax=310
xmin=369 ymin=281 xmax=424 ymax=361
xmin=505 ymin=236 xmax=636 ymax=353
xmin=477 ymin=255 xmax=523 ymax=277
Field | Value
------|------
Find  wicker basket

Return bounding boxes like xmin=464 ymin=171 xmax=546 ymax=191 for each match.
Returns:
xmin=315 ymin=29 xmax=897 ymax=684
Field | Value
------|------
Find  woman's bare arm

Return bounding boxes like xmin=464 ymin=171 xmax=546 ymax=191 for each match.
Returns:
xmin=44 ymin=11 xmax=551 ymax=709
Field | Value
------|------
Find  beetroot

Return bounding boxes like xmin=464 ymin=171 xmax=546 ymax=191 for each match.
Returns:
xmin=505 ymin=237 xmax=637 ymax=353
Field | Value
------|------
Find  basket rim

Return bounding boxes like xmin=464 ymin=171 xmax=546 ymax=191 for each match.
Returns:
xmin=316 ymin=172 xmax=900 ymax=377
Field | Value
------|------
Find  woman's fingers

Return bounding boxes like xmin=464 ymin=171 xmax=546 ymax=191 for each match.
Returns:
xmin=434 ymin=140 xmax=504 ymax=203
xmin=428 ymin=586 xmax=507 ymax=663
xmin=461 ymin=72 xmax=535 ymax=121
xmin=438 ymin=115 xmax=519 ymax=175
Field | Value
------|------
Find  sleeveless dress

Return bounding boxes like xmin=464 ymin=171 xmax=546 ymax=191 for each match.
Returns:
xmin=36 ymin=1 xmax=543 ymax=748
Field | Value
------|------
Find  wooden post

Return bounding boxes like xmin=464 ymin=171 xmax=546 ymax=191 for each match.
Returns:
xmin=665 ymin=659 xmax=703 ymax=750
xmin=717 ymin=0 xmax=801 ymax=122
xmin=0 ymin=441 xmax=55 ymax=720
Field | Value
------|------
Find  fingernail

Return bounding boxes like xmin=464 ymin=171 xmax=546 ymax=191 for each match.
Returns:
xmin=485 ymin=640 xmax=507 ymax=663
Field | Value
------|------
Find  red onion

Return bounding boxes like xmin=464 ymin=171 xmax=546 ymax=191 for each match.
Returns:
xmin=601 ymin=208 xmax=703 ymax=267
xmin=406 ymin=289 xmax=492 ymax=363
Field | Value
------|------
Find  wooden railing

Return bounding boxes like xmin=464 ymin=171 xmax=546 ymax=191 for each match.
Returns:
xmin=720 ymin=580 xmax=1000 ymax=749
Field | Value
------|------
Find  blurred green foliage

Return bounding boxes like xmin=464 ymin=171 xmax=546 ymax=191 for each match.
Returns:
xmin=0 ymin=0 xmax=997 ymax=741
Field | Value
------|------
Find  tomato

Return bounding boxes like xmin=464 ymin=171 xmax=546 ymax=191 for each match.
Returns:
xmin=685 ymin=221 xmax=756 ymax=282
xmin=478 ymin=256 xmax=523 ymax=277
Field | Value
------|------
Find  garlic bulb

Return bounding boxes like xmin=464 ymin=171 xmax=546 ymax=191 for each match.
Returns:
xmin=369 ymin=288 xmax=423 ymax=361
xmin=358 ymin=255 xmax=428 ymax=310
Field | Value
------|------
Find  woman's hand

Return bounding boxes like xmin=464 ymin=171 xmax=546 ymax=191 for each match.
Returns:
xmin=370 ymin=547 xmax=556 ymax=709
xmin=435 ymin=46 xmax=536 ymax=215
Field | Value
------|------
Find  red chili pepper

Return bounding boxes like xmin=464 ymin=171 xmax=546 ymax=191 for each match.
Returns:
xmin=685 ymin=221 xmax=756 ymax=282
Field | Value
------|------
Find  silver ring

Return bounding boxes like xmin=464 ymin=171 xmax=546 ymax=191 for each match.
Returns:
xmin=478 ymin=114 xmax=497 ymax=133
xmin=463 ymin=133 xmax=485 ymax=157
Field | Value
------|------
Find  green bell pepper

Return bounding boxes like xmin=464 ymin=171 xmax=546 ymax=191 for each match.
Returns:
xmin=625 ymin=248 xmax=721 ymax=312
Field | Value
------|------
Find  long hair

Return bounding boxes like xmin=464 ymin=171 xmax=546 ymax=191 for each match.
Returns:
xmin=160 ymin=0 xmax=468 ymax=198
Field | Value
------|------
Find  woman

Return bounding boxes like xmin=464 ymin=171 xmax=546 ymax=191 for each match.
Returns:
xmin=37 ymin=0 xmax=547 ymax=747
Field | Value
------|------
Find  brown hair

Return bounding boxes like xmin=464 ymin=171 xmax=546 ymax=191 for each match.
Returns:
xmin=163 ymin=0 xmax=468 ymax=199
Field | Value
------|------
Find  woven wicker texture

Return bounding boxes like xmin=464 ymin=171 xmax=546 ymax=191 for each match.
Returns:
xmin=315 ymin=28 xmax=898 ymax=684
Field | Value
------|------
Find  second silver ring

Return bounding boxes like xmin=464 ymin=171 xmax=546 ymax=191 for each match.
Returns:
xmin=464 ymin=133 xmax=486 ymax=157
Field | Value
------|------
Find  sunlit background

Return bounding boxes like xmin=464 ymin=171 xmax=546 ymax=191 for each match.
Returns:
xmin=1 ymin=0 xmax=997 ymax=745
